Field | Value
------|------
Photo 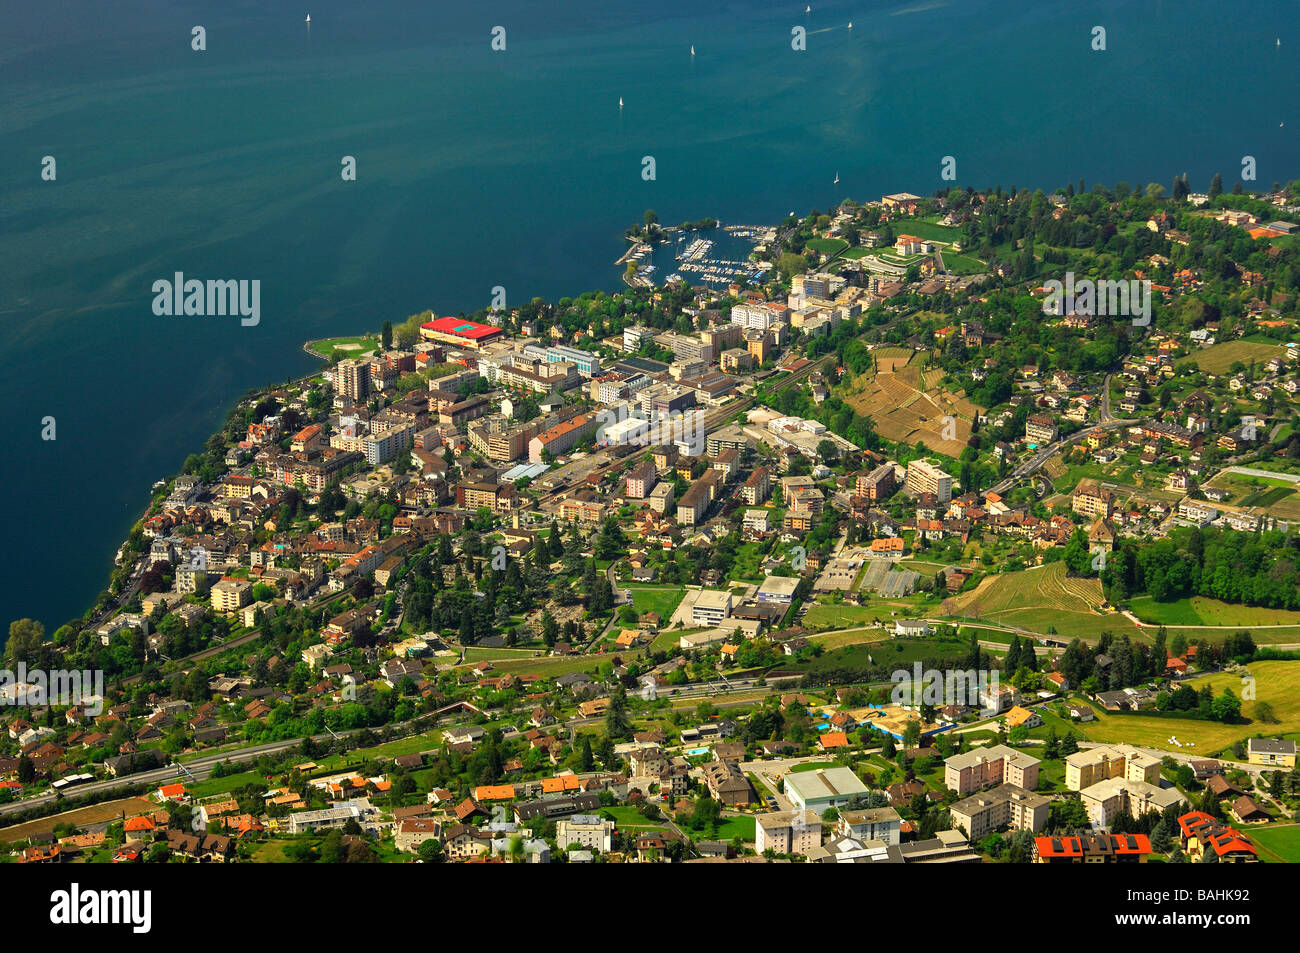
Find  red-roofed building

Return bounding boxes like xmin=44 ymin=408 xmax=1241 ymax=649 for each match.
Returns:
xmin=1033 ymin=833 xmax=1150 ymax=863
xmin=420 ymin=316 xmax=505 ymax=350
xmin=1177 ymin=811 xmax=1259 ymax=863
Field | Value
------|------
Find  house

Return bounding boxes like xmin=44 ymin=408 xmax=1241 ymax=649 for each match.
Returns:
xmin=1002 ymin=706 xmax=1042 ymax=730
xmin=1230 ymin=796 xmax=1271 ymax=824
xmin=1205 ymin=774 xmax=1245 ymax=800
xmin=1177 ymin=811 xmax=1258 ymax=862
xmin=556 ymin=815 xmax=615 ymax=853
xmin=1247 ymin=738 xmax=1297 ymax=768
xmin=700 ymin=760 xmax=753 ymax=806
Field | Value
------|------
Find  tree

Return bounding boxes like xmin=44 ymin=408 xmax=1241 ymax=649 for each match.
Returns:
xmin=381 ymin=321 xmax=393 ymax=350
xmin=1211 ymin=688 xmax=1241 ymax=723
xmin=5 ymin=619 xmax=44 ymax=667
xmin=604 ymin=685 xmax=632 ymax=740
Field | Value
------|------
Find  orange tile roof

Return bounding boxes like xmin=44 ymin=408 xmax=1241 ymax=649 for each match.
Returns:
xmin=473 ymin=784 xmax=517 ymax=801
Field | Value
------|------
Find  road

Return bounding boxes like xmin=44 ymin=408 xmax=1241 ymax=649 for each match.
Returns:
xmin=0 ymin=668 xmax=805 ymax=823
xmin=988 ymin=412 xmax=1139 ymax=496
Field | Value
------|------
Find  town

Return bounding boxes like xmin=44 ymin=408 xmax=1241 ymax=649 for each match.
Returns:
xmin=4 ymin=178 xmax=1300 ymax=866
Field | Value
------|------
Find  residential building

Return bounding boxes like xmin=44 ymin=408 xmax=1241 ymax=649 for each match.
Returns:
xmin=944 ymin=745 xmax=1041 ymax=796
xmin=904 ymin=460 xmax=953 ymax=503
xmin=1065 ymin=745 xmax=1161 ymax=791
xmin=755 ymin=810 xmax=823 ymax=856
xmin=1247 ymin=738 xmax=1297 ymax=768
xmin=837 ymin=807 xmax=902 ymax=846
xmin=949 ymin=784 xmax=1049 ymax=840
xmin=556 ymin=815 xmax=615 ymax=852
xmin=1032 ymin=833 xmax=1150 ymax=863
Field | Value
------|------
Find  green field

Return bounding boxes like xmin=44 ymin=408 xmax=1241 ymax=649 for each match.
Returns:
xmin=307 ymin=334 xmax=380 ymax=361
xmin=809 ymin=628 xmax=891 ymax=650
xmin=803 ymin=601 xmax=913 ymax=632
xmin=1057 ymin=661 xmax=1300 ymax=756
xmin=183 ymin=770 xmax=266 ymax=799
xmin=786 ymin=637 xmax=968 ymax=676
xmin=600 ymin=806 xmax=671 ymax=832
xmin=891 ymin=218 xmax=962 ymax=243
xmin=805 ymin=238 xmax=850 ymax=257
xmin=713 ymin=815 xmax=757 ymax=841
xmin=1242 ymin=486 xmax=1298 ymax=507
xmin=944 ymin=562 xmax=1143 ymax=641
xmin=939 ymin=252 xmax=986 ymax=275
xmin=1129 ymin=596 xmax=1300 ymax=628
xmin=1175 ymin=339 xmax=1285 ymax=374
xmin=1245 ymin=824 xmax=1300 ymax=863
xmin=627 ymin=586 xmax=687 ymax=621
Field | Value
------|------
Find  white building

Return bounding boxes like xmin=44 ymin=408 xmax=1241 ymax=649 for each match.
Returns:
xmin=783 ymin=766 xmax=869 ymax=814
xmin=691 ymin=589 xmax=733 ymax=627
xmin=556 ymin=815 xmax=615 ymax=853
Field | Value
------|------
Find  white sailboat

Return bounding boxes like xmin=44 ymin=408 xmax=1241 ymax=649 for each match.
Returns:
xmin=833 ymin=171 xmax=840 ymax=185
xmin=618 ymin=96 xmax=624 ymax=109
xmin=805 ymin=5 xmax=811 ymax=13
xmin=305 ymin=12 xmax=311 ymax=23
xmin=690 ymin=45 xmax=695 ymax=56
xmin=848 ymin=21 xmax=853 ymax=30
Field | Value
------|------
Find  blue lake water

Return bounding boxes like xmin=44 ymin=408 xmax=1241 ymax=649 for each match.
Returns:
xmin=1 ymin=0 xmax=1296 ymax=633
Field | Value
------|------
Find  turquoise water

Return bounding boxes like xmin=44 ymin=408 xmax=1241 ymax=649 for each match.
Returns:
xmin=2 ymin=0 xmax=1297 ymax=632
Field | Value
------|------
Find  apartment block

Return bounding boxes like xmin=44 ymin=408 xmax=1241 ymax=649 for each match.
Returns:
xmin=950 ymin=783 xmax=1048 ymax=841
xmin=904 ymin=460 xmax=953 ymax=503
xmin=755 ymin=810 xmax=823 ymax=856
xmin=944 ymin=744 xmax=1041 ymax=796
xmin=1064 ymin=744 xmax=1161 ymax=791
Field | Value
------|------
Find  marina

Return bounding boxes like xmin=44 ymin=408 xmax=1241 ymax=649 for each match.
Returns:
xmin=619 ymin=225 xmax=771 ymax=288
